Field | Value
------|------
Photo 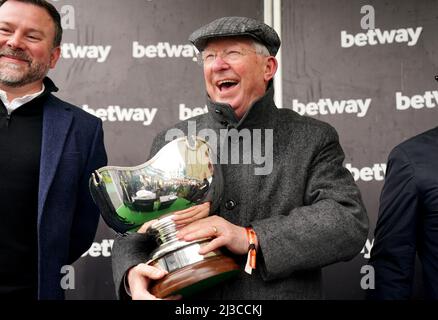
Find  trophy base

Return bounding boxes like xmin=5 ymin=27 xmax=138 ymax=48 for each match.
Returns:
xmin=150 ymin=255 xmax=239 ymax=298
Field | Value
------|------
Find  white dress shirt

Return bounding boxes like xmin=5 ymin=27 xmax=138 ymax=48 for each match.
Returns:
xmin=0 ymin=84 xmax=45 ymax=115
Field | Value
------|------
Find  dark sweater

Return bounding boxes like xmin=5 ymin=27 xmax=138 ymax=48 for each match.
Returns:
xmin=0 ymin=86 xmax=53 ymax=298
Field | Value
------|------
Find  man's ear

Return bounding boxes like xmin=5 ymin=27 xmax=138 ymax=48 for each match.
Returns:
xmin=263 ymin=56 xmax=278 ymax=83
xmin=49 ymin=46 xmax=61 ymax=69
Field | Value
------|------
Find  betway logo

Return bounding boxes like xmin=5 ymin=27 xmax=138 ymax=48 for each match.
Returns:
xmin=133 ymin=41 xmax=196 ymax=59
xmin=82 ymin=105 xmax=157 ymax=126
xmin=341 ymin=27 xmax=422 ymax=47
xmin=291 ymin=98 xmax=371 ymax=117
xmin=179 ymin=103 xmax=208 ymax=120
xmin=396 ymin=90 xmax=438 ymax=111
xmin=345 ymin=163 xmax=386 ymax=182
xmin=61 ymin=43 xmax=111 ymax=63
xmin=81 ymin=239 xmax=113 ymax=258
xmin=361 ymin=238 xmax=374 ymax=259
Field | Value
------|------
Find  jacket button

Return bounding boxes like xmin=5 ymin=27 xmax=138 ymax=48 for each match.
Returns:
xmin=224 ymin=199 xmax=236 ymax=210
xmin=215 ymin=109 xmax=222 ymax=114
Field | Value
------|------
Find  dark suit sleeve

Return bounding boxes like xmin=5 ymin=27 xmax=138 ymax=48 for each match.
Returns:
xmin=112 ymin=232 xmax=159 ymax=299
xmin=68 ymin=119 xmax=108 ymax=263
xmin=368 ymin=146 xmax=419 ymax=299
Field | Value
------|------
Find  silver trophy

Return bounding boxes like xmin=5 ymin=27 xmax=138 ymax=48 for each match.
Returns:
xmin=90 ymin=136 xmax=238 ymax=298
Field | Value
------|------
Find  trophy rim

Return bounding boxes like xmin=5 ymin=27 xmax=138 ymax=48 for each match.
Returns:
xmin=94 ymin=136 xmax=213 ymax=173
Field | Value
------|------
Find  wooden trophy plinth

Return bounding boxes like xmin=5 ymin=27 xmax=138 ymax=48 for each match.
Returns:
xmin=150 ymin=254 xmax=239 ymax=298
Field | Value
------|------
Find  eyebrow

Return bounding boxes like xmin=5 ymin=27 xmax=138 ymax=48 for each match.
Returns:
xmin=0 ymin=21 xmax=45 ymax=36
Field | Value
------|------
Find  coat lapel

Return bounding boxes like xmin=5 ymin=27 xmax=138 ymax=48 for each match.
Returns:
xmin=38 ymin=96 xmax=73 ymax=223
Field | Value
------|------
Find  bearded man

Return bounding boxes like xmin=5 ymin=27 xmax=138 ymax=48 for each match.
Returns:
xmin=0 ymin=0 xmax=107 ymax=299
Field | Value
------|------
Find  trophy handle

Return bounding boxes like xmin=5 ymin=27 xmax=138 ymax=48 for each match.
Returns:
xmin=89 ymin=171 xmax=135 ymax=233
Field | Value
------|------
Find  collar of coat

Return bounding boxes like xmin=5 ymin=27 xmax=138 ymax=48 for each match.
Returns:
xmin=206 ymin=82 xmax=276 ymax=129
xmin=42 ymin=77 xmax=59 ymax=94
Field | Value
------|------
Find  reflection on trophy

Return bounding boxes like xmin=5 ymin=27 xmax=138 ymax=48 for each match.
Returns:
xmin=89 ymin=136 xmax=239 ymax=298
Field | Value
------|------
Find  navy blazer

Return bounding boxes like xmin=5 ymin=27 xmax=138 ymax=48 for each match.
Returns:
xmin=369 ymin=127 xmax=438 ymax=299
xmin=37 ymin=81 xmax=107 ymax=299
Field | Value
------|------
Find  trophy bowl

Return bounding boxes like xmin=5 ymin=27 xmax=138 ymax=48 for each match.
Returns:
xmin=89 ymin=136 xmax=239 ymax=298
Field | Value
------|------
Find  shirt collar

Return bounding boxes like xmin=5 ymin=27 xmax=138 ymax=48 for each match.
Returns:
xmin=0 ymin=77 xmax=59 ymax=115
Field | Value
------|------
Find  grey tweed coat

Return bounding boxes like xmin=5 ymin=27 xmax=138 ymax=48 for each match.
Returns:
xmin=112 ymin=85 xmax=369 ymax=299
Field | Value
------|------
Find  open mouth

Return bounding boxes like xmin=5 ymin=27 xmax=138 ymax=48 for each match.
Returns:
xmin=217 ymin=79 xmax=239 ymax=92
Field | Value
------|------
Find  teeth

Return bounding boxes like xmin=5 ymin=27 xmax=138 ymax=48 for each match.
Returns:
xmin=218 ymin=80 xmax=237 ymax=85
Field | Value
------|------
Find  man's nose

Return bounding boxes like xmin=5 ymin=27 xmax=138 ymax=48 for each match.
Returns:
xmin=6 ymin=33 xmax=25 ymax=50
xmin=211 ymin=55 xmax=230 ymax=72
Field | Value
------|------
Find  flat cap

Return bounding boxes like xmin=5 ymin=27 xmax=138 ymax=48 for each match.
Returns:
xmin=189 ymin=16 xmax=281 ymax=56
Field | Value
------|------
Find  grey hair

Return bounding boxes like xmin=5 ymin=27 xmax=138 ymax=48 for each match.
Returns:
xmin=251 ymin=40 xmax=270 ymax=56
